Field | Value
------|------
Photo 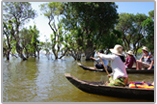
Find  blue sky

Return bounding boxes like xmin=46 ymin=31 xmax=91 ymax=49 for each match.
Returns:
xmin=26 ymin=2 xmax=154 ymax=42
xmin=116 ymin=2 xmax=154 ymax=15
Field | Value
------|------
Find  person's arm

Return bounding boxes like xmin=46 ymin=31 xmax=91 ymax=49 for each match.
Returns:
xmin=97 ymin=53 xmax=114 ymax=61
xmin=139 ymin=55 xmax=144 ymax=62
xmin=148 ymin=60 xmax=154 ymax=70
xmin=125 ymin=57 xmax=128 ymax=65
xmin=107 ymin=72 xmax=113 ymax=78
xmin=90 ymin=57 xmax=96 ymax=61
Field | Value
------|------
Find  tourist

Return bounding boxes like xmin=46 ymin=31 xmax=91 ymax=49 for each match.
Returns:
xmin=90 ymin=50 xmax=109 ymax=69
xmin=125 ymin=50 xmax=136 ymax=68
xmin=136 ymin=46 xmax=154 ymax=70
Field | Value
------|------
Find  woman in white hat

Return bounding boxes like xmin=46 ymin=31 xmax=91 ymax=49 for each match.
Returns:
xmin=136 ymin=46 xmax=154 ymax=70
xmin=125 ymin=50 xmax=136 ymax=68
xmin=97 ymin=44 xmax=128 ymax=86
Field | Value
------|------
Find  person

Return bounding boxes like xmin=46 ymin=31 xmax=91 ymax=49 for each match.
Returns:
xmin=136 ymin=46 xmax=154 ymax=70
xmin=90 ymin=50 xmax=109 ymax=69
xmin=97 ymin=44 xmax=128 ymax=86
xmin=125 ymin=50 xmax=136 ymax=68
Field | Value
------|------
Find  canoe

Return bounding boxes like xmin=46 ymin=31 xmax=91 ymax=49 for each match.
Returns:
xmin=65 ymin=73 xmax=154 ymax=101
xmin=77 ymin=62 xmax=154 ymax=74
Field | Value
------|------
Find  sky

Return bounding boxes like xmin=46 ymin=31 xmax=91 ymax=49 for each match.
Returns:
xmin=25 ymin=2 xmax=155 ymax=42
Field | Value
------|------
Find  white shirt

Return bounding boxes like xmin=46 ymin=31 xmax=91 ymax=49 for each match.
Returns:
xmin=95 ymin=58 xmax=109 ymax=67
xmin=98 ymin=53 xmax=128 ymax=80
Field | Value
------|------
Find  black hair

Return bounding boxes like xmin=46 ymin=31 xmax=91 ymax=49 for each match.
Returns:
xmin=99 ymin=49 xmax=104 ymax=53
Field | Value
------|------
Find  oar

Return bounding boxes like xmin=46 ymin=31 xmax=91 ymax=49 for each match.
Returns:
xmin=98 ymin=56 xmax=109 ymax=76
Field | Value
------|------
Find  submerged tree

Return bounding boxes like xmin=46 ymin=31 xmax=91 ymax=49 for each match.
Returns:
xmin=3 ymin=2 xmax=36 ymax=60
xmin=3 ymin=21 xmax=14 ymax=60
xmin=62 ymin=2 xmax=119 ymax=60
xmin=20 ymin=25 xmax=40 ymax=58
xmin=40 ymin=2 xmax=69 ymax=60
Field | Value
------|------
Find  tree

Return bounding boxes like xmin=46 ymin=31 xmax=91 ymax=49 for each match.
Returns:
xmin=20 ymin=25 xmax=40 ymax=58
xmin=3 ymin=2 xmax=36 ymax=60
xmin=148 ymin=10 xmax=154 ymax=20
xmin=3 ymin=21 xmax=13 ymax=60
xmin=62 ymin=2 xmax=119 ymax=60
xmin=64 ymin=33 xmax=83 ymax=60
xmin=40 ymin=2 xmax=69 ymax=60
xmin=20 ymin=27 xmax=32 ymax=58
xmin=29 ymin=25 xmax=40 ymax=58
xmin=116 ymin=13 xmax=148 ymax=55
xmin=142 ymin=18 xmax=154 ymax=54
xmin=100 ymin=29 xmax=123 ymax=54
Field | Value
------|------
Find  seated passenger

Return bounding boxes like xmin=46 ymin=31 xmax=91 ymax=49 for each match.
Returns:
xmin=90 ymin=50 xmax=109 ymax=69
xmin=136 ymin=46 xmax=154 ymax=70
xmin=125 ymin=50 xmax=136 ymax=68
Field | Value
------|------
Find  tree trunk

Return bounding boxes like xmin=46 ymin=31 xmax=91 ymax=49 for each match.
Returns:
xmin=25 ymin=48 xmax=29 ymax=58
xmin=85 ymin=47 xmax=94 ymax=61
xmin=85 ymin=40 xmax=94 ymax=61
xmin=37 ymin=51 xmax=40 ymax=58
xmin=6 ymin=50 xmax=10 ymax=60
xmin=16 ymin=42 xmax=27 ymax=60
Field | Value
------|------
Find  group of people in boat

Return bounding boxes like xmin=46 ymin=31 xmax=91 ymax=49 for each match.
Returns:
xmin=90 ymin=44 xmax=154 ymax=87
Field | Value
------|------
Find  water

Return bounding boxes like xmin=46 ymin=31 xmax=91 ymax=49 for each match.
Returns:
xmin=3 ymin=54 xmax=154 ymax=102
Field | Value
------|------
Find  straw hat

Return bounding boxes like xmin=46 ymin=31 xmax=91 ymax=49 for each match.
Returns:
xmin=142 ymin=46 xmax=148 ymax=52
xmin=110 ymin=44 xmax=123 ymax=56
xmin=126 ymin=50 xmax=133 ymax=55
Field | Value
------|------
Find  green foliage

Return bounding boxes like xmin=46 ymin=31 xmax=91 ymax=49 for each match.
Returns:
xmin=137 ymin=48 xmax=143 ymax=54
xmin=148 ymin=10 xmax=154 ymax=19
xmin=3 ymin=2 xmax=36 ymax=24
xmin=116 ymin=13 xmax=148 ymax=55
xmin=19 ymin=25 xmax=40 ymax=56
xmin=142 ymin=18 xmax=154 ymax=53
xmin=62 ymin=2 xmax=119 ymax=58
xmin=3 ymin=2 xmax=37 ymax=59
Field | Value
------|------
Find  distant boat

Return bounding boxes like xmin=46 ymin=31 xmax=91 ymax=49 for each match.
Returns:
xmin=65 ymin=73 xmax=154 ymax=101
xmin=77 ymin=62 xmax=154 ymax=74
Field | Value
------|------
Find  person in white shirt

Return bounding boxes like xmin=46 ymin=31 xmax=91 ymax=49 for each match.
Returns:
xmin=97 ymin=45 xmax=128 ymax=86
xmin=90 ymin=50 xmax=109 ymax=69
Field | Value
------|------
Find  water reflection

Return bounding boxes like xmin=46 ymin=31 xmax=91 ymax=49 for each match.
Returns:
xmin=3 ymin=55 xmax=154 ymax=102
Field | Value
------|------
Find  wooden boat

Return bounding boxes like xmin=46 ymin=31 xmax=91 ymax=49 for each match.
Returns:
xmin=65 ymin=73 xmax=154 ymax=101
xmin=77 ymin=62 xmax=154 ymax=74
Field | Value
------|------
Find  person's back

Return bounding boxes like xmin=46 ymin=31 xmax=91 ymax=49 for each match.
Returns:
xmin=95 ymin=58 xmax=109 ymax=67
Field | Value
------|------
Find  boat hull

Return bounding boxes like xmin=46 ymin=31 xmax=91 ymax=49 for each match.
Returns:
xmin=65 ymin=73 xmax=154 ymax=101
xmin=77 ymin=62 xmax=154 ymax=74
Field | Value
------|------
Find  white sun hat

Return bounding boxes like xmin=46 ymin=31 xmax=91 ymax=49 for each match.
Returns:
xmin=142 ymin=46 xmax=148 ymax=52
xmin=110 ymin=44 xmax=123 ymax=56
xmin=126 ymin=50 xmax=133 ymax=55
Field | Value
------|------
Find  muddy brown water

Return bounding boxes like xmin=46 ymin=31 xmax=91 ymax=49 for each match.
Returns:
xmin=3 ymin=55 xmax=154 ymax=102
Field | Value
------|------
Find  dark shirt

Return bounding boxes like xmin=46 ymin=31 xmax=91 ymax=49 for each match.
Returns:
xmin=125 ymin=56 xmax=136 ymax=68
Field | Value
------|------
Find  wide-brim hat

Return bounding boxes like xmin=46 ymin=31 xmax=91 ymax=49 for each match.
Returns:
xmin=110 ymin=44 xmax=123 ymax=56
xmin=142 ymin=46 xmax=148 ymax=52
xmin=126 ymin=50 xmax=133 ymax=55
